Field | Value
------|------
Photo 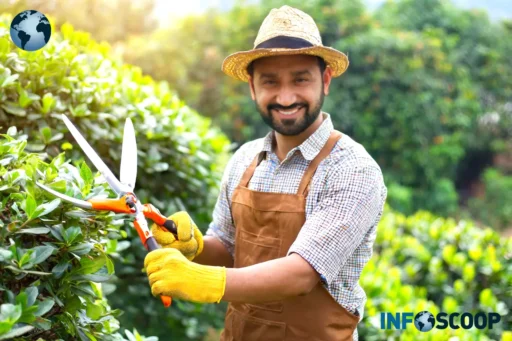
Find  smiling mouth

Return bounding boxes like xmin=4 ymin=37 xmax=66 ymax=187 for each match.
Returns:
xmin=273 ymin=106 xmax=304 ymax=116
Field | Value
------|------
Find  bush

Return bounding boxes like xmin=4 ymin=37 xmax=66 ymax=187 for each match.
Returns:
xmin=359 ymin=205 xmax=512 ymax=340
xmin=0 ymin=15 xmax=231 ymax=228
xmin=0 ymin=130 xmax=157 ymax=340
xmin=0 ymin=15 xmax=231 ymax=340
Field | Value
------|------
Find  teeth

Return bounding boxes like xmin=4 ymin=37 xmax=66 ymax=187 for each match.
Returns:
xmin=277 ymin=107 xmax=301 ymax=115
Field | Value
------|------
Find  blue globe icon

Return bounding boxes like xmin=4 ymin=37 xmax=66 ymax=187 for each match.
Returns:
xmin=10 ymin=10 xmax=51 ymax=51
xmin=414 ymin=311 xmax=435 ymax=332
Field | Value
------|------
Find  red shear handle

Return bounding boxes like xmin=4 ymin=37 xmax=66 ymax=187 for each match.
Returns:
xmin=142 ymin=204 xmax=178 ymax=235
xmin=88 ymin=197 xmax=134 ymax=214
xmin=134 ymin=220 xmax=172 ymax=308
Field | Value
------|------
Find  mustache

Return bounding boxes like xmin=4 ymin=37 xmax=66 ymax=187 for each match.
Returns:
xmin=268 ymin=103 xmax=307 ymax=111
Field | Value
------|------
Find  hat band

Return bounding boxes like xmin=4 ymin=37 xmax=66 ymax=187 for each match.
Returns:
xmin=255 ymin=35 xmax=314 ymax=49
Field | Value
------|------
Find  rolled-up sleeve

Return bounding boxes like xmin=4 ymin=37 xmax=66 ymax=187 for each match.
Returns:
xmin=205 ymin=154 xmax=237 ymax=257
xmin=287 ymin=161 xmax=385 ymax=286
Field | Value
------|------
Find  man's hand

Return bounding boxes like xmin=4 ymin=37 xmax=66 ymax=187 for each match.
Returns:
xmin=151 ymin=211 xmax=204 ymax=260
xmin=144 ymin=248 xmax=226 ymax=303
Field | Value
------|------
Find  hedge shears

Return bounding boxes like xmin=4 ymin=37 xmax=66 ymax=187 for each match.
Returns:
xmin=36 ymin=114 xmax=178 ymax=308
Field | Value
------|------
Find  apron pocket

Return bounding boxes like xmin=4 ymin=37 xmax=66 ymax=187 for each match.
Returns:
xmin=236 ymin=229 xmax=281 ymax=266
xmin=235 ymin=229 xmax=284 ymax=312
xmin=233 ymin=309 xmax=286 ymax=341
xmin=247 ymin=300 xmax=283 ymax=313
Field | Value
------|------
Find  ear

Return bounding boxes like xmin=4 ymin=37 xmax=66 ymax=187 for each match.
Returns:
xmin=322 ymin=67 xmax=333 ymax=96
xmin=249 ymin=76 xmax=256 ymax=100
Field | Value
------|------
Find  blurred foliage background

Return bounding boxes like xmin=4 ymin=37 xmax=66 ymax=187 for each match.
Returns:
xmin=1 ymin=0 xmax=511 ymax=340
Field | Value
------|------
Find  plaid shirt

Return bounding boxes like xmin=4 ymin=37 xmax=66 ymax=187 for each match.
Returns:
xmin=206 ymin=113 xmax=387 ymax=340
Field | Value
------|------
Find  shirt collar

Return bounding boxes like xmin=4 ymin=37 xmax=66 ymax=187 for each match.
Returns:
xmin=261 ymin=112 xmax=334 ymax=161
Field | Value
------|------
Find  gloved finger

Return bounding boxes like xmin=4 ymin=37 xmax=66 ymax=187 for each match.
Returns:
xmin=151 ymin=280 xmax=165 ymax=297
xmin=144 ymin=248 xmax=173 ymax=269
xmin=172 ymin=239 xmax=198 ymax=259
xmin=193 ymin=227 xmax=204 ymax=256
xmin=170 ymin=211 xmax=195 ymax=242
xmin=148 ymin=269 xmax=166 ymax=287
xmin=151 ymin=223 xmax=177 ymax=246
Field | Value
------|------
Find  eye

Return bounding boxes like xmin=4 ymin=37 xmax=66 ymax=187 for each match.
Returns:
xmin=296 ymin=78 xmax=308 ymax=83
xmin=263 ymin=80 xmax=276 ymax=85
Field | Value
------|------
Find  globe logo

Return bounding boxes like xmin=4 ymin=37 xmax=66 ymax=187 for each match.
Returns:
xmin=10 ymin=10 xmax=51 ymax=51
xmin=414 ymin=311 xmax=436 ymax=332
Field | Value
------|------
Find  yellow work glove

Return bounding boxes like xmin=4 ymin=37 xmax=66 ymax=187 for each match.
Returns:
xmin=151 ymin=211 xmax=204 ymax=261
xmin=144 ymin=248 xmax=226 ymax=303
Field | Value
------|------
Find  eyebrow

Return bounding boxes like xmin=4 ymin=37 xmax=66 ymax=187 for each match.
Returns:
xmin=291 ymin=70 xmax=312 ymax=77
xmin=259 ymin=70 xmax=313 ymax=79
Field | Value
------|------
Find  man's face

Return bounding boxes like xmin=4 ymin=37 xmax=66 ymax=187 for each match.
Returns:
xmin=249 ymin=55 xmax=332 ymax=136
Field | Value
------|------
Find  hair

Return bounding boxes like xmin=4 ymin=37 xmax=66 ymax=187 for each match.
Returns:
xmin=247 ymin=56 xmax=327 ymax=78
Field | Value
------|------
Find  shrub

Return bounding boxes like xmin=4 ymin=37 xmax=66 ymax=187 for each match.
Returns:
xmin=0 ymin=15 xmax=231 ymax=340
xmin=0 ymin=15 xmax=231 ymax=228
xmin=0 ymin=129 xmax=157 ymax=340
xmin=359 ymin=205 xmax=512 ymax=339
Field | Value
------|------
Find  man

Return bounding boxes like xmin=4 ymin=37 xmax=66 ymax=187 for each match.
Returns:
xmin=144 ymin=5 xmax=387 ymax=341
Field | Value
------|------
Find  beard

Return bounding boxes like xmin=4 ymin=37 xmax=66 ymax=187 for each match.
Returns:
xmin=255 ymin=89 xmax=325 ymax=136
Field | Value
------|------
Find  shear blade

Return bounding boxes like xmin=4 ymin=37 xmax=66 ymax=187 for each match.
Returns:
xmin=61 ymin=115 xmax=127 ymax=195
xmin=36 ymin=182 xmax=92 ymax=209
xmin=120 ymin=118 xmax=137 ymax=192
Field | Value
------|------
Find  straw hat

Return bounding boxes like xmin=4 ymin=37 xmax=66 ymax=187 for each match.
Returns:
xmin=222 ymin=5 xmax=349 ymax=82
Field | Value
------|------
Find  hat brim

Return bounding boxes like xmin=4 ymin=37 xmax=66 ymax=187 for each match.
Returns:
xmin=221 ymin=46 xmax=349 ymax=82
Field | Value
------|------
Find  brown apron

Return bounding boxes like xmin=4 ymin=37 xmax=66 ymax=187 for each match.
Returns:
xmin=220 ymin=130 xmax=360 ymax=341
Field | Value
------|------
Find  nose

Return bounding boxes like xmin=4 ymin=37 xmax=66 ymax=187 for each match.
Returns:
xmin=275 ymin=86 xmax=297 ymax=107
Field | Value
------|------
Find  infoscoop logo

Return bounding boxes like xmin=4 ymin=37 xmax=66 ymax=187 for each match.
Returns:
xmin=380 ymin=311 xmax=501 ymax=332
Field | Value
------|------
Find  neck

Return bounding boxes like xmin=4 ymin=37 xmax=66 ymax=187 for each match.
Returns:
xmin=274 ymin=113 xmax=324 ymax=162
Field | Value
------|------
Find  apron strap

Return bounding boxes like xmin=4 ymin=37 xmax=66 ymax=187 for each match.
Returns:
xmin=239 ymin=151 xmax=266 ymax=187
xmin=297 ymin=130 xmax=343 ymax=196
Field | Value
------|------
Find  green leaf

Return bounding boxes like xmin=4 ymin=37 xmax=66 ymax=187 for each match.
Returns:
xmin=52 ymin=259 xmax=70 ymax=277
xmin=86 ymin=299 xmax=104 ymax=320
xmin=69 ymin=243 xmax=93 ymax=256
xmin=1 ymin=74 xmax=19 ymax=88
xmin=72 ymin=283 xmax=97 ymax=298
xmin=0 ymin=249 xmax=13 ymax=262
xmin=24 ymin=194 xmax=36 ymax=218
xmin=15 ymin=227 xmax=50 ymax=235
xmin=6 ymin=126 xmax=17 ymax=136
xmin=18 ymin=250 xmax=34 ymax=268
xmin=105 ymin=255 xmax=114 ymax=275
xmin=15 ymin=292 xmax=28 ymax=308
xmin=0 ymin=325 xmax=34 ymax=340
xmin=49 ymin=225 xmax=64 ymax=242
xmin=40 ymin=127 xmax=52 ymax=144
xmin=33 ymin=317 xmax=52 ymax=330
xmin=0 ymin=304 xmax=22 ymax=327
xmin=18 ymin=88 xmax=39 ymax=108
xmin=1 ymin=103 xmax=25 ymax=117
xmin=49 ymin=132 xmax=64 ymax=143
xmin=25 ymin=287 xmax=38 ymax=306
xmin=33 ymin=199 xmax=61 ymax=219
xmin=62 ymin=226 xmax=82 ymax=244
xmin=34 ymin=299 xmax=55 ymax=317
xmin=31 ymin=246 xmax=55 ymax=265
xmin=79 ymin=161 xmax=93 ymax=186
xmin=17 ymin=304 xmax=38 ymax=323
xmin=71 ymin=274 xmax=111 ymax=282
xmin=41 ymin=93 xmax=55 ymax=115
xmin=76 ymin=256 xmax=106 ymax=275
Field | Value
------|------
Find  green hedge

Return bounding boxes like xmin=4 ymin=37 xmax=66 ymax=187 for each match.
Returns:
xmin=358 ymin=205 xmax=512 ymax=340
xmin=0 ymin=130 xmax=157 ymax=340
xmin=0 ymin=15 xmax=230 ymax=228
xmin=0 ymin=14 xmax=230 ymax=340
